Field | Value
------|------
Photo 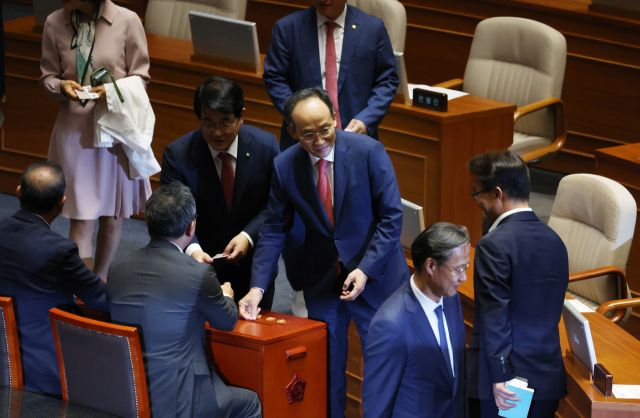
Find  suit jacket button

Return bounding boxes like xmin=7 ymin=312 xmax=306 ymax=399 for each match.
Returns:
xmin=335 ymin=238 xmax=339 ymax=243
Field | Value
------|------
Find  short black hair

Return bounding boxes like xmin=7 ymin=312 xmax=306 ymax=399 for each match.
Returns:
xmin=283 ymin=88 xmax=334 ymax=131
xmin=20 ymin=161 xmax=66 ymax=215
xmin=145 ymin=182 xmax=196 ymax=239
xmin=467 ymin=151 xmax=530 ymax=201
xmin=411 ymin=222 xmax=470 ymax=273
xmin=193 ymin=76 xmax=244 ymax=120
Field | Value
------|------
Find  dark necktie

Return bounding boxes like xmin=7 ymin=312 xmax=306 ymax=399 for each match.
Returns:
xmin=325 ymin=21 xmax=341 ymax=129
xmin=435 ymin=305 xmax=453 ymax=379
xmin=218 ymin=152 xmax=234 ymax=212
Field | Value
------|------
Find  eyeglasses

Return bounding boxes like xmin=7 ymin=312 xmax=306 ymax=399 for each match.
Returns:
xmin=200 ymin=118 xmax=239 ymax=134
xmin=298 ymin=126 xmax=334 ymax=142
xmin=470 ymin=188 xmax=492 ymax=200
xmin=441 ymin=262 xmax=470 ymax=274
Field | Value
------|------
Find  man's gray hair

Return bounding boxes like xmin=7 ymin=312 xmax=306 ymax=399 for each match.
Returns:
xmin=411 ymin=222 xmax=470 ymax=273
xmin=146 ymin=182 xmax=196 ymax=239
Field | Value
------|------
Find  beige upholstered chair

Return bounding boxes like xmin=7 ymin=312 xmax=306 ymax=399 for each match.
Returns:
xmin=548 ymin=174 xmax=637 ymax=325
xmin=144 ymin=0 xmax=248 ymax=40
xmin=349 ymin=0 xmax=406 ymax=52
xmin=436 ymin=17 xmax=567 ymax=163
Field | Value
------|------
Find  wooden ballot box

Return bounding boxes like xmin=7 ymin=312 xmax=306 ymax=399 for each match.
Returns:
xmin=206 ymin=312 xmax=327 ymax=418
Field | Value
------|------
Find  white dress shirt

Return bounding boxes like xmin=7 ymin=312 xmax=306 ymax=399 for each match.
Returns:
xmin=488 ymin=207 xmax=533 ymax=233
xmin=316 ymin=5 xmax=348 ymax=90
xmin=185 ymin=135 xmax=254 ymax=257
xmin=410 ymin=275 xmax=455 ymax=377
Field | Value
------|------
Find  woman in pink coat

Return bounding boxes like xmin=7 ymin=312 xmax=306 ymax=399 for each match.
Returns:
xmin=40 ymin=0 xmax=151 ymax=280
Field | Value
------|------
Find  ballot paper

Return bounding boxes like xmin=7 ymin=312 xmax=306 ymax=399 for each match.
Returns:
xmin=408 ymin=83 xmax=469 ymax=100
xmin=75 ymin=86 xmax=100 ymax=100
xmin=212 ymin=253 xmax=229 ymax=260
xmin=567 ymin=299 xmax=595 ymax=313
xmin=612 ymin=385 xmax=640 ymax=399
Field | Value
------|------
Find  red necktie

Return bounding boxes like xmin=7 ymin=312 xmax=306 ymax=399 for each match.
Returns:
xmin=316 ymin=159 xmax=334 ymax=227
xmin=325 ymin=22 xmax=341 ymax=130
xmin=218 ymin=152 xmax=234 ymax=212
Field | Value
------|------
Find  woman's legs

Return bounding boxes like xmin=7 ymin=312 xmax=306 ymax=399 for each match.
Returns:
xmin=69 ymin=219 xmax=96 ymax=266
xmin=93 ymin=216 xmax=123 ymax=281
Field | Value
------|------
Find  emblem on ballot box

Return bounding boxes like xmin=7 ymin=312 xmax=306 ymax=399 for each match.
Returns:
xmin=286 ymin=374 xmax=307 ymax=404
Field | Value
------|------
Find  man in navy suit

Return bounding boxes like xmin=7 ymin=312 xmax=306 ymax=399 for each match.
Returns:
xmin=467 ymin=152 xmax=568 ymax=418
xmin=263 ymin=0 xmax=398 ymax=151
xmin=239 ymin=88 xmax=409 ymax=418
xmin=0 ymin=162 xmax=108 ymax=396
xmin=160 ymin=77 xmax=280 ymax=309
xmin=363 ymin=222 xmax=468 ymax=418
xmin=107 ymin=182 xmax=261 ymax=418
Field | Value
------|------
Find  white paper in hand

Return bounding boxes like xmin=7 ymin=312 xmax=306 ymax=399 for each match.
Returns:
xmin=212 ymin=253 xmax=230 ymax=260
xmin=75 ymin=86 xmax=99 ymax=100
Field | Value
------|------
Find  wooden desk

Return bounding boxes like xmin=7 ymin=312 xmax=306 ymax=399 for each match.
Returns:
xmin=2 ymin=15 xmax=515 ymax=245
xmin=458 ymin=248 xmax=640 ymax=418
xmin=207 ymin=311 xmax=327 ymax=418
xmin=594 ymin=143 xmax=640 ymax=338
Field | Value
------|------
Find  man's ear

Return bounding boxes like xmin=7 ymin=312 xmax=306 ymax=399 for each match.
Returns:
xmin=424 ymin=258 xmax=437 ymax=276
xmin=16 ymin=186 xmax=21 ymax=202
xmin=186 ymin=220 xmax=196 ymax=238
xmin=57 ymin=196 xmax=67 ymax=212
xmin=287 ymin=126 xmax=297 ymax=141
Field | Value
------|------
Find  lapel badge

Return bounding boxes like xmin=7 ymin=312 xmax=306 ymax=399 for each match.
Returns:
xmin=352 ymin=25 xmax=356 ymax=29
xmin=246 ymin=153 xmax=250 ymax=158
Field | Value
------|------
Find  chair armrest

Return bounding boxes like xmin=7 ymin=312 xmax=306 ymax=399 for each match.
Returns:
xmin=570 ymin=266 xmax=630 ymax=324
xmin=516 ymin=98 xmax=567 ymax=163
xmin=596 ymin=298 xmax=640 ymax=323
xmin=432 ymin=78 xmax=463 ymax=90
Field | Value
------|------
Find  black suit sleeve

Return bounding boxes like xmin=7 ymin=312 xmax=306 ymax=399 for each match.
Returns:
xmin=474 ymin=238 xmax=515 ymax=384
xmin=55 ymin=242 xmax=109 ymax=312
xmin=0 ymin=6 xmax=5 ymax=98
xmin=242 ymin=134 xmax=281 ymax=243
xmin=197 ymin=266 xmax=238 ymax=331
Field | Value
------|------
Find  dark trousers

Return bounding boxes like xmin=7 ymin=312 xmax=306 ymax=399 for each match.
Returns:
xmin=469 ymin=398 xmax=560 ymax=418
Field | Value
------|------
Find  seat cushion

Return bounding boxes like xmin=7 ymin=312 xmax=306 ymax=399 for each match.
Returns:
xmin=510 ymin=131 xmax=552 ymax=156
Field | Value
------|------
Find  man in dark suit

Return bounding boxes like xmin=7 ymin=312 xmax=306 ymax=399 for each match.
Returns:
xmin=0 ymin=162 xmax=108 ymax=396
xmin=363 ymin=222 xmax=469 ymax=418
xmin=467 ymin=151 xmax=568 ymax=418
xmin=106 ymin=182 xmax=261 ymax=418
xmin=160 ymin=76 xmax=280 ymax=309
xmin=239 ymin=88 xmax=409 ymax=418
xmin=263 ymin=0 xmax=398 ymax=151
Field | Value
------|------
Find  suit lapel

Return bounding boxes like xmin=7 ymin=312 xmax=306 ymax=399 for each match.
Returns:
xmin=294 ymin=147 xmax=333 ymax=232
xmin=191 ymin=132 xmax=230 ymax=218
xmin=332 ymin=132 xmax=352 ymax=230
xmin=300 ymin=8 xmax=323 ymax=87
xmin=232 ymin=130 xmax=254 ymax=215
xmin=338 ymin=7 xmax=361 ymax=94
xmin=406 ymin=287 xmax=455 ymax=388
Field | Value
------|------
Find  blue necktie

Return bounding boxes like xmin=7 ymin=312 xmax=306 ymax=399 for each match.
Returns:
xmin=435 ymin=305 xmax=453 ymax=379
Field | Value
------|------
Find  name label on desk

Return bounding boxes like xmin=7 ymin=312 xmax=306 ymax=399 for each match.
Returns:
xmin=413 ymin=89 xmax=448 ymax=112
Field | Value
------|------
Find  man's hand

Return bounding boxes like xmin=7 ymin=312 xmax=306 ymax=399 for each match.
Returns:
xmin=89 ymin=85 xmax=107 ymax=104
xmin=340 ymin=268 xmax=368 ymax=301
xmin=239 ymin=288 xmax=263 ymax=320
xmin=191 ymin=250 xmax=213 ymax=263
xmin=60 ymin=80 xmax=83 ymax=101
xmin=493 ymin=382 xmax=519 ymax=410
xmin=224 ymin=234 xmax=250 ymax=263
xmin=220 ymin=282 xmax=234 ymax=300
xmin=344 ymin=119 xmax=368 ymax=135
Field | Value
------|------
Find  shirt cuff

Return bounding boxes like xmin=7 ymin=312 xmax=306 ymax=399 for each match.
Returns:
xmin=185 ymin=243 xmax=202 ymax=257
xmin=223 ymin=293 xmax=233 ymax=299
xmin=241 ymin=231 xmax=254 ymax=248
xmin=252 ymin=287 xmax=264 ymax=294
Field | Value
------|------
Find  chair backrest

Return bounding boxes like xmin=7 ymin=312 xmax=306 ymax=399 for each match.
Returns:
xmin=49 ymin=308 xmax=150 ymax=418
xmin=0 ymin=298 xmax=22 ymax=390
xmin=463 ymin=17 xmax=566 ymax=141
xmin=349 ymin=0 xmax=406 ymax=52
xmin=400 ymin=198 xmax=425 ymax=250
xmin=144 ymin=0 xmax=248 ymax=40
xmin=548 ymin=174 xmax=637 ymax=306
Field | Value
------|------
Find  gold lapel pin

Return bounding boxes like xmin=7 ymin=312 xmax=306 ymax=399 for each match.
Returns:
xmin=352 ymin=25 xmax=356 ymax=29
xmin=246 ymin=153 xmax=250 ymax=157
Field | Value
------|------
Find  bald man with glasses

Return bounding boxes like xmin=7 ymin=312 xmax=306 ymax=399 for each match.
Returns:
xmin=160 ymin=76 xmax=280 ymax=309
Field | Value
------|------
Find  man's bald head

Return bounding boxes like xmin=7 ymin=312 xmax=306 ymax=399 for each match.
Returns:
xmin=19 ymin=162 xmax=66 ymax=216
